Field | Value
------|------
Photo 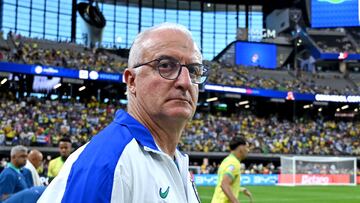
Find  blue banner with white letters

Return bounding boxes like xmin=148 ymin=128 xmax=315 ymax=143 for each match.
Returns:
xmin=1 ymin=62 xmax=360 ymax=103
xmin=204 ymin=84 xmax=316 ymax=101
xmin=194 ymin=174 xmax=278 ymax=186
xmin=0 ymin=62 xmax=122 ymax=82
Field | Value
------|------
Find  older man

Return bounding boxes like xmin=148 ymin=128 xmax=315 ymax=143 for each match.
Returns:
xmin=0 ymin=145 xmax=33 ymax=201
xmin=38 ymin=23 xmax=208 ymax=203
xmin=25 ymin=149 xmax=43 ymax=186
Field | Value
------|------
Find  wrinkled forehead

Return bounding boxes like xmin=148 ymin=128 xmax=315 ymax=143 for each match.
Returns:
xmin=142 ymin=29 xmax=202 ymax=62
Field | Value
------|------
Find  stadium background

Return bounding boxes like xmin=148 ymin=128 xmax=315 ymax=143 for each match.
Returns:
xmin=0 ymin=0 xmax=360 ymax=202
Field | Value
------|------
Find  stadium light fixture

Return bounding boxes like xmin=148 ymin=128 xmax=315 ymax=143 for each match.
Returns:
xmin=53 ymin=83 xmax=62 ymax=89
xmin=341 ymin=105 xmax=349 ymax=110
xmin=116 ymin=36 xmax=122 ymax=43
xmin=206 ymin=97 xmax=218 ymax=102
xmin=0 ymin=78 xmax=7 ymax=85
xmin=78 ymin=86 xmax=86 ymax=91
xmin=303 ymin=104 xmax=311 ymax=109
xmin=238 ymin=100 xmax=249 ymax=105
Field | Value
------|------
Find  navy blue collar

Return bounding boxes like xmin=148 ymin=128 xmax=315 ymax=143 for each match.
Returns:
xmin=114 ymin=110 xmax=160 ymax=152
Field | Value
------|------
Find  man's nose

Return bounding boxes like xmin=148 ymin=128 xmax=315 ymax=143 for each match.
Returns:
xmin=174 ymin=66 xmax=193 ymax=90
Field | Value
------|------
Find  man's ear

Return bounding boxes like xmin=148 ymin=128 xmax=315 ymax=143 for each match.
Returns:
xmin=124 ymin=69 xmax=136 ymax=94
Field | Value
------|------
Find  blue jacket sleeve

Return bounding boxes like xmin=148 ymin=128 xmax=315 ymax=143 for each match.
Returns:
xmin=0 ymin=169 xmax=16 ymax=198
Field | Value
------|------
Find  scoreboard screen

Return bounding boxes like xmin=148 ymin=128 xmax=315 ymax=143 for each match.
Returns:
xmin=235 ymin=42 xmax=277 ymax=69
xmin=311 ymin=0 xmax=360 ymax=28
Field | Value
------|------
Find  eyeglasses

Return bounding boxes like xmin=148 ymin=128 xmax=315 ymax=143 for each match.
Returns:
xmin=132 ymin=56 xmax=209 ymax=84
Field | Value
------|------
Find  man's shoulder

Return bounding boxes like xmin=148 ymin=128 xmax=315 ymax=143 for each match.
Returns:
xmin=91 ymin=119 xmax=133 ymax=142
xmin=224 ymin=154 xmax=238 ymax=162
xmin=72 ymin=122 xmax=136 ymax=168
xmin=52 ymin=125 xmax=138 ymax=202
xmin=24 ymin=161 xmax=32 ymax=168
xmin=0 ymin=167 xmax=15 ymax=176
xmin=25 ymin=161 xmax=36 ymax=172
xmin=55 ymin=118 xmax=140 ymax=182
xmin=0 ymin=167 xmax=18 ymax=181
xmin=88 ymin=121 xmax=134 ymax=150
xmin=49 ymin=156 xmax=62 ymax=164
xmin=21 ymin=167 xmax=32 ymax=174
xmin=221 ymin=155 xmax=240 ymax=168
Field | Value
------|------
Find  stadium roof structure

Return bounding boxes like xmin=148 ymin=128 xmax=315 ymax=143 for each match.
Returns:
xmin=100 ymin=0 xmax=298 ymax=13
xmin=101 ymin=0 xmax=296 ymax=6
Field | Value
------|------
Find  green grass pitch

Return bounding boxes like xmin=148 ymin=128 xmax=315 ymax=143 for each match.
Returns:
xmin=197 ymin=185 xmax=360 ymax=203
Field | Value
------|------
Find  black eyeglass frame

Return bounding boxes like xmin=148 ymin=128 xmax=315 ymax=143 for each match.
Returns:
xmin=132 ymin=57 xmax=209 ymax=84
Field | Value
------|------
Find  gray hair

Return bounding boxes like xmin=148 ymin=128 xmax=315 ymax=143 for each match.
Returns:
xmin=10 ymin=145 xmax=28 ymax=156
xmin=128 ymin=22 xmax=201 ymax=71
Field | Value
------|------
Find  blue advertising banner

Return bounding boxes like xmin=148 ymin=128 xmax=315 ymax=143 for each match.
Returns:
xmin=320 ymin=53 xmax=360 ymax=60
xmin=193 ymin=174 xmax=278 ymax=186
xmin=241 ymin=174 xmax=278 ymax=186
xmin=194 ymin=174 xmax=218 ymax=186
xmin=1 ymin=62 xmax=360 ymax=103
xmin=0 ymin=62 xmax=122 ymax=83
xmin=204 ymin=84 xmax=316 ymax=101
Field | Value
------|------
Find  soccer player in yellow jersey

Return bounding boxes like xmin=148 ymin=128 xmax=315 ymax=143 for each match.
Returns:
xmin=211 ymin=136 xmax=252 ymax=203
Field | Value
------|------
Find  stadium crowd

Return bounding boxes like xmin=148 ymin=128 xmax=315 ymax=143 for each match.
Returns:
xmin=207 ymin=62 xmax=359 ymax=95
xmin=0 ymin=93 xmax=125 ymax=148
xmin=180 ymin=111 xmax=360 ymax=156
xmin=196 ymin=160 xmax=278 ymax=175
xmin=311 ymin=35 xmax=357 ymax=54
xmin=1 ymin=31 xmax=359 ymax=95
xmin=1 ymin=94 xmax=359 ymax=157
xmin=1 ymin=31 xmax=127 ymax=73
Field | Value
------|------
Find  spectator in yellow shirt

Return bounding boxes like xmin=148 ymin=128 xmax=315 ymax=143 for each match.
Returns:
xmin=47 ymin=137 xmax=72 ymax=182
